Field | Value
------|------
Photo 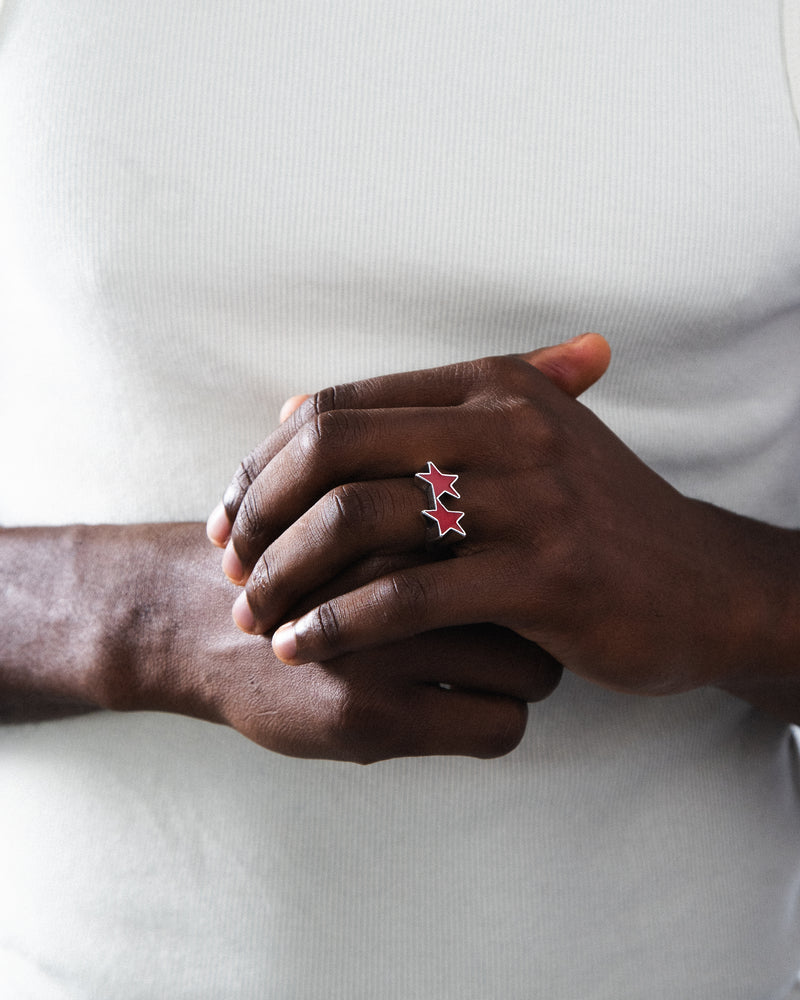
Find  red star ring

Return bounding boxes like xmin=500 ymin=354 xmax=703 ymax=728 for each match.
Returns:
xmin=415 ymin=461 xmax=466 ymax=541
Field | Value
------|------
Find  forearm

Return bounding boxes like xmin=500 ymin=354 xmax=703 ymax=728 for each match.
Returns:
xmin=0 ymin=523 xmax=228 ymax=724
xmin=0 ymin=523 xmax=565 ymax=760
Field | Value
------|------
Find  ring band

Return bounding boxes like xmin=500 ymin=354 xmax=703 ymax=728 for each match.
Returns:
xmin=416 ymin=462 xmax=466 ymax=540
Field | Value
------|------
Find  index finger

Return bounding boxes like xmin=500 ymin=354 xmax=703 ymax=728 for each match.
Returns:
xmin=220 ymin=360 xmax=486 ymax=531
xmin=212 ymin=335 xmax=610 ymax=543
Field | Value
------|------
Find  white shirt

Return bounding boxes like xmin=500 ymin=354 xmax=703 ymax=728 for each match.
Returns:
xmin=1 ymin=2 xmax=799 ymax=996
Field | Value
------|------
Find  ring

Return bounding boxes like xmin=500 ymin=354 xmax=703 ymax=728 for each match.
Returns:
xmin=415 ymin=461 xmax=466 ymax=540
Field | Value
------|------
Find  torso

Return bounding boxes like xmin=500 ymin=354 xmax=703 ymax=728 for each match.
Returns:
xmin=1 ymin=2 xmax=799 ymax=995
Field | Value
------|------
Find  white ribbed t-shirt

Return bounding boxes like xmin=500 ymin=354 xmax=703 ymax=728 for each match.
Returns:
xmin=1 ymin=1 xmax=799 ymax=997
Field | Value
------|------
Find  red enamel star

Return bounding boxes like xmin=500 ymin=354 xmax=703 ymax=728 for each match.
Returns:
xmin=422 ymin=498 xmax=466 ymax=539
xmin=415 ymin=461 xmax=460 ymax=500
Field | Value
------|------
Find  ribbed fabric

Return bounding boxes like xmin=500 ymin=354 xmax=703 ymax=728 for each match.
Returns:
xmin=1 ymin=2 xmax=799 ymax=997
xmin=785 ymin=0 xmax=800 ymax=131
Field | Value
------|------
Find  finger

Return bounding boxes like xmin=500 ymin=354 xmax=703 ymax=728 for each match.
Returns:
xmin=239 ymin=616 xmax=561 ymax=761
xmin=233 ymin=468 xmax=517 ymax=635
xmin=224 ymin=403 xmax=474 ymax=582
xmin=233 ymin=478 xmax=432 ymax=634
xmin=518 ymin=332 xmax=611 ymax=397
xmin=223 ymin=353 xmax=583 ymax=583
xmin=206 ymin=502 xmax=231 ymax=548
xmin=220 ymin=364 xmax=480 ymax=529
xmin=379 ymin=684 xmax=530 ymax=760
xmin=279 ymin=393 xmax=310 ymax=423
xmin=308 ymin=623 xmax=562 ymax=761
xmin=403 ymin=624 xmax=562 ymax=704
xmin=270 ymin=556 xmax=504 ymax=665
xmin=206 ymin=393 xmax=312 ymax=548
xmin=220 ymin=342 xmax=598 ymax=535
xmin=231 ymin=627 xmax=537 ymax=762
xmin=221 ymin=342 xmax=607 ymax=574
xmin=310 ymin=668 xmax=530 ymax=762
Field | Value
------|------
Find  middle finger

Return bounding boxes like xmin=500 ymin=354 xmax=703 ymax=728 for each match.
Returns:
xmin=225 ymin=404 xmax=476 ymax=582
xmin=234 ymin=475 xmax=480 ymax=634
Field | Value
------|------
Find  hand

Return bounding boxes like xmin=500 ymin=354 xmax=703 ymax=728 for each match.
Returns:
xmin=206 ymin=333 xmax=611 ymax=549
xmin=211 ymin=334 xmax=798 ymax=705
xmin=208 ymin=546 xmax=563 ymax=762
xmin=0 ymin=523 xmax=561 ymax=760
xmin=203 ymin=338 xmax=614 ymax=757
xmin=222 ymin=614 xmax=564 ymax=763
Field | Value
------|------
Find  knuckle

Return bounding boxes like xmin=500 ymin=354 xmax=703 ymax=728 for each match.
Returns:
xmin=297 ymin=409 xmax=358 ymax=463
xmin=459 ymin=355 xmax=543 ymax=422
xmin=233 ymin=479 xmax=268 ymax=544
xmin=470 ymin=354 xmax=520 ymax=391
xmin=313 ymin=600 xmax=344 ymax=651
xmin=473 ymin=353 xmax=507 ymax=380
xmin=506 ymin=398 xmax=568 ymax=466
xmin=247 ymin=556 xmax=277 ymax=610
xmin=223 ymin=457 xmax=259 ymax=520
xmin=309 ymin=385 xmax=338 ymax=416
xmin=449 ymin=356 xmax=501 ymax=399
xmin=324 ymin=682 xmax=399 ymax=765
xmin=535 ymin=407 xmax=569 ymax=457
xmin=540 ymin=518 xmax=591 ymax=587
xmin=296 ymin=417 xmax=324 ymax=459
xmin=310 ymin=377 xmax=381 ymax=416
xmin=376 ymin=571 xmax=431 ymax=624
xmin=324 ymin=482 xmax=383 ymax=536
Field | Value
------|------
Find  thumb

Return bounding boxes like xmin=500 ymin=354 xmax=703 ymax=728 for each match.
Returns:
xmin=518 ymin=332 xmax=611 ymax=397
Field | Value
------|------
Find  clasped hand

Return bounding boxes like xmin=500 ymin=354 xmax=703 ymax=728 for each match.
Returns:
xmin=207 ymin=335 xmax=749 ymax=758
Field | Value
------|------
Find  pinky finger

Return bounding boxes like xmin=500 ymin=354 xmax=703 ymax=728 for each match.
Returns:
xmin=401 ymin=686 xmax=529 ymax=759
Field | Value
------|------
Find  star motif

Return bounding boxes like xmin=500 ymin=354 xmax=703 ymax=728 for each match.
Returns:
xmin=422 ymin=498 xmax=466 ymax=539
xmin=416 ymin=461 xmax=460 ymax=500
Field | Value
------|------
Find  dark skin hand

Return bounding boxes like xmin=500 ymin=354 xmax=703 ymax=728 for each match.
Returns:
xmin=0 ymin=522 xmax=561 ymax=759
xmin=1 ymin=337 xmax=609 ymax=761
xmin=213 ymin=337 xmax=800 ymax=723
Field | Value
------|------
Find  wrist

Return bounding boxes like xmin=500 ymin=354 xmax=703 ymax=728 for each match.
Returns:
xmin=0 ymin=523 xmax=234 ymax=725
xmin=696 ymin=502 xmax=800 ymax=717
xmin=100 ymin=523 xmax=233 ymax=725
xmin=1 ymin=525 xmax=115 ymax=718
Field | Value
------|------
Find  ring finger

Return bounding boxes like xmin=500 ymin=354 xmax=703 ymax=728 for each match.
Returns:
xmin=232 ymin=471 xmax=490 ymax=635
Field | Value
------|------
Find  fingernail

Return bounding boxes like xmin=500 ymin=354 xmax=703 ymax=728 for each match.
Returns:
xmin=206 ymin=503 xmax=231 ymax=547
xmin=232 ymin=592 xmax=256 ymax=632
xmin=272 ymin=622 xmax=298 ymax=663
xmin=222 ymin=542 xmax=245 ymax=584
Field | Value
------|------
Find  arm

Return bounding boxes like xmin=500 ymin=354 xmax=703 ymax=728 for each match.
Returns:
xmin=217 ymin=350 xmax=800 ymax=724
xmin=0 ymin=522 xmax=564 ymax=760
xmin=0 ymin=335 xmax=608 ymax=755
xmin=0 ymin=523 xmax=229 ymax=724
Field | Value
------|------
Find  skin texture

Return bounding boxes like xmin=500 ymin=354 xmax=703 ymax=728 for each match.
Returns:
xmin=0 ymin=523 xmax=566 ymax=760
xmin=216 ymin=342 xmax=800 ymax=723
xmin=1 ymin=337 xmax=612 ymax=761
